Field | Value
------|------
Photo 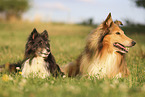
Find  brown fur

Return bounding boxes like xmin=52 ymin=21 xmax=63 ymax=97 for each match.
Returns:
xmin=63 ymin=13 xmax=136 ymax=78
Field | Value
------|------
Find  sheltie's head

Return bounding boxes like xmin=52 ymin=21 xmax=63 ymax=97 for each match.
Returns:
xmin=25 ymin=28 xmax=51 ymax=58
xmin=102 ymin=13 xmax=136 ymax=54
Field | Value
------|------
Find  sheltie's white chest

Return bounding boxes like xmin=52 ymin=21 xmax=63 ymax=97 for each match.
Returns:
xmin=22 ymin=57 xmax=50 ymax=78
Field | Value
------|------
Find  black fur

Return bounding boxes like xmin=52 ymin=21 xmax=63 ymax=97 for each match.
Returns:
xmin=45 ymin=53 xmax=64 ymax=77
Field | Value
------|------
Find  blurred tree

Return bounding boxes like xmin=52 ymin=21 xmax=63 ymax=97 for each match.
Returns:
xmin=134 ymin=0 xmax=145 ymax=8
xmin=80 ymin=18 xmax=94 ymax=26
xmin=88 ymin=18 xmax=93 ymax=25
xmin=0 ymin=0 xmax=30 ymax=21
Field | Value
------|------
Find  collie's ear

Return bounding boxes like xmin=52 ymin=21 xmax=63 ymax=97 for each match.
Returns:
xmin=114 ymin=20 xmax=123 ymax=26
xmin=104 ymin=13 xmax=113 ymax=28
xmin=30 ymin=28 xmax=39 ymax=40
xmin=41 ymin=30 xmax=49 ymax=40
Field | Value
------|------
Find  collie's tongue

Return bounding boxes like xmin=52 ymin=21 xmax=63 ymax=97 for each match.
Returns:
xmin=116 ymin=43 xmax=128 ymax=52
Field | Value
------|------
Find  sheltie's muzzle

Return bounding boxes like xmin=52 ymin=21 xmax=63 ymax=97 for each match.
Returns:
xmin=37 ymin=47 xmax=50 ymax=58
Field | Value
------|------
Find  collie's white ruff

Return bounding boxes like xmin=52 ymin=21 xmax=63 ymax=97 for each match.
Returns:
xmin=86 ymin=52 xmax=122 ymax=78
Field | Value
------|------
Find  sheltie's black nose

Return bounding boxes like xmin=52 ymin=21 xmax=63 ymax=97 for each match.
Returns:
xmin=131 ymin=41 xmax=136 ymax=46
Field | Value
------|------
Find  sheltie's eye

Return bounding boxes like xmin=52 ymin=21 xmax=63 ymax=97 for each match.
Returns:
xmin=116 ymin=32 xmax=120 ymax=35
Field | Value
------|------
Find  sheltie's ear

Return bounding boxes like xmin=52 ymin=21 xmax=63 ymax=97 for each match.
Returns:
xmin=104 ymin=13 xmax=113 ymax=28
xmin=29 ymin=28 xmax=39 ymax=40
xmin=41 ymin=30 xmax=49 ymax=41
xmin=25 ymin=28 xmax=39 ymax=58
xmin=114 ymin=20 xmax=123 ymax=26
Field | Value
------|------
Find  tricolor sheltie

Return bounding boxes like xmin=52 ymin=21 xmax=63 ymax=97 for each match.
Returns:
xmin=63 ymin=13 xmax=136 ymax=78
xmin=22 ymin=28 xmax=64 ymax=78
xmin=0 ymin=28 xmax=64 ymax=78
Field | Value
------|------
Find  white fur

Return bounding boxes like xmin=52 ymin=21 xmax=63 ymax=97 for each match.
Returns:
xmin=87 ymin=52 xmax=121 ymax=78
xmin=22 ymin=57 xmax=50 ymax=78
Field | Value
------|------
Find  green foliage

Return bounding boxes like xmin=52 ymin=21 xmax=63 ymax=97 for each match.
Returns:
xmin=134 ymin=0 xmax=145 ymax=8
xmin=0 ymin=0 xmax=30 ymax=20
xmin=0 ymin=22 xmax=145 ymax=97
xmin=79 ymin=18 xmax=94 ymax=26
xmin=123 ymin=19 xmax=145 ymax=34
xmin=122 ymin=24 xmax=145 ymax=34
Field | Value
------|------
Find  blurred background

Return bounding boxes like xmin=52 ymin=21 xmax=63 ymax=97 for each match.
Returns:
xmin=0 ymin=0 xmax=145 ymax=25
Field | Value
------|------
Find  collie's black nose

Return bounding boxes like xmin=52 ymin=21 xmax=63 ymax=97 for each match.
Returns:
xmin=131 ymin=41 xmax=136 ymax=46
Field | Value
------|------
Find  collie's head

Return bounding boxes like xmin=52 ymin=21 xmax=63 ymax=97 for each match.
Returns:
xmin=25 ymin=28 xmax=51 ymax=58
xmin=87 ymin=13 xmax=136 ymax=56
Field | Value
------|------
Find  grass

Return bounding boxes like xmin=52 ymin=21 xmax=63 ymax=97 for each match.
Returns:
xmin=0 ymin=22 xmax=145 ymax=97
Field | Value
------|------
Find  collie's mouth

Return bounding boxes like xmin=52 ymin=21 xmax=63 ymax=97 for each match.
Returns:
xmin=113 ymin=42 xmax=129 ymax=54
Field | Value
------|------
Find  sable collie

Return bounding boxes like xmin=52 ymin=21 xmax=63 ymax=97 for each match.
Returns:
xmin=0 ymin=28 xmax=64 ymax=78
xmin=63 ymin=13 xmax=136 ymax=78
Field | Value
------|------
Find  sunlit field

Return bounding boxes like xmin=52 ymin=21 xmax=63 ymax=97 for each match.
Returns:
xmin=0 ymin=22 xmax=145 ymax=97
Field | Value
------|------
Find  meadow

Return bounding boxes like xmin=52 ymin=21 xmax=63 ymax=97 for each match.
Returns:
xmin=0 ymin=22 xmax=145 ymax=97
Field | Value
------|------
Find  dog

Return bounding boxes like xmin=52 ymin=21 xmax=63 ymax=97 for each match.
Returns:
xmin=63 ymin=13 xmax=136 ymax=78
xmin=22 ymin=28 xmax=64 ymax=78
xmin=0 ymin=28 xmax=64 ymax=78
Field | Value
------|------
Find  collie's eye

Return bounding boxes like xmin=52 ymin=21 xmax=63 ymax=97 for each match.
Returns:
xmin=116 ymin=32 xmax=120 ymax=35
